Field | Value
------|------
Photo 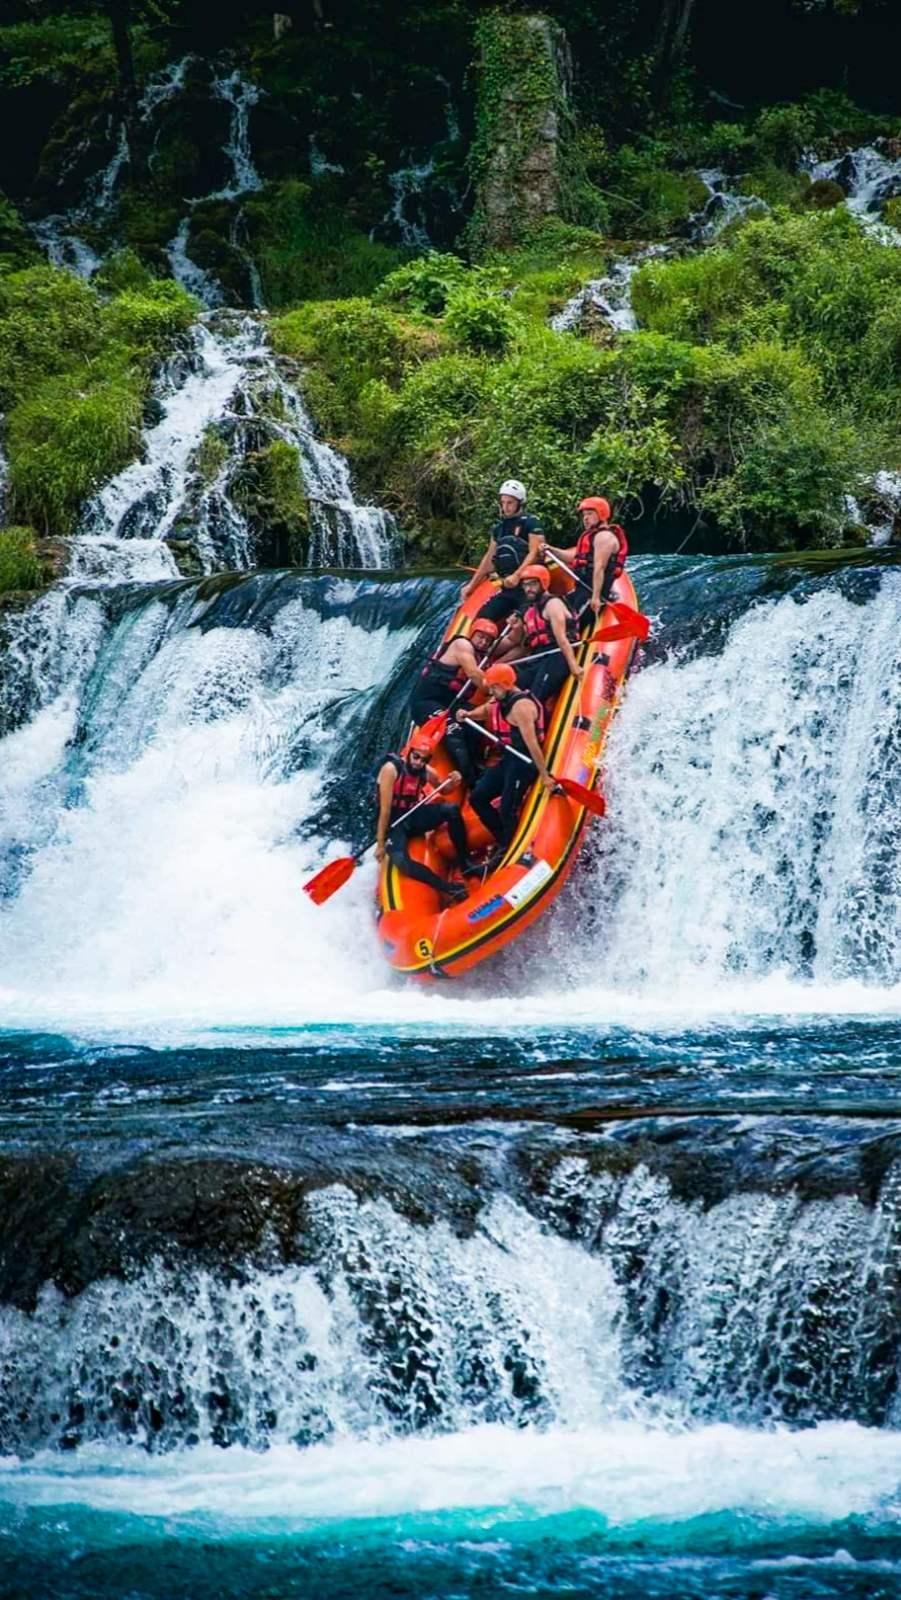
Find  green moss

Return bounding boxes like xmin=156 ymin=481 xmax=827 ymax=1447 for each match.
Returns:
xmin=190 ymin=427 xmax=229 ymax=486
xmin=884 ymin=198 xmax=901 ymax=231
xmin=233 ymin=440 xmax=309 ymax=565
xmin=0 ymin=194 xmax=39 ymax=274
xmin=0 ymin=526 xmax=49 ymax=596
xmin=244 ymin=180 xmax=406 ymax=308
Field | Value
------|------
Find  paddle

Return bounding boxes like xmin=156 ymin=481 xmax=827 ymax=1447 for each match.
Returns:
xmin=416 ymin=618 xmax=518 ymax=745
xmin=422 ymin=616 xmax=645 ymax=745
xmin=303 ymin=774 xmax=458 ymax=905
xmin=461 ymin=720 xmax=606 ymax=817
xmin=545 ymin=549 xmax=651 ymax=640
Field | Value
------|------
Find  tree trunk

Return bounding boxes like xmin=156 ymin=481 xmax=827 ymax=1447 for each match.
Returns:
xmin=108 ymin=0 xmax=137 ymax=111
xmin=650 ymin=0 xmax=697 ymax=105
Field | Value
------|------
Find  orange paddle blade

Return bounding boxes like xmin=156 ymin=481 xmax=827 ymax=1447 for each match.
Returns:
xmin=303 ymin=854 xmax=359 ymax=905
xmin=558 ymin=778 xmax=606 ymax=817
xmin=416 ymin=708 xmax=449 ymax=744
xmin=608 ymin=600 xmax=651 ymax=640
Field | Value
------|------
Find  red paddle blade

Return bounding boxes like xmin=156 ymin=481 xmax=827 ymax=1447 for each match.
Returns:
xmin=608 ymin=600 xmax=651 ymax=640
xmin=590 ymin=622 xmax=641 ymax=644
xmin=559 ymin=778 xmax=607 ymax=817
xmin=302 ymin=854 xmax=358 ymax=905
xmin=416 ymin=709 xmax=448 ymax=744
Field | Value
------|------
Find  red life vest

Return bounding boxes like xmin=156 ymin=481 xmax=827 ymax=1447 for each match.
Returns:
xmin=522 ymin=595 xmax=578 ymax=653
xmin=384 ymin=753 xmax=428 ymax=819
xmin=488 ymin=690 xmax=546 ymax=751
xmin=572 ymin=523 xmax=628 ymax=583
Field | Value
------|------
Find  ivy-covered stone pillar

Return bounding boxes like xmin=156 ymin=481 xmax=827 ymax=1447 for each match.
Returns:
xmin=469 ymin=11 xmax=572 ymax=250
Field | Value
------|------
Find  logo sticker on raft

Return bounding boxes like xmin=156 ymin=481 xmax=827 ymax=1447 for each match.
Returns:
xmin=503 ymin=858 xmax=553 ymax=908
xmin=467 ymin=894 xmax=505 ymax=924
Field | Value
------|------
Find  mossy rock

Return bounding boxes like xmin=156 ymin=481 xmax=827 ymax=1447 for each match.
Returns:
xmin=149 ymin=91 xmax=232 ymax=200
xmin=0 ymin=525 xmax=56 ymax=595
xmin=803 ymin=177 xmax=845 ymax=212
xmin=232 ymin=439 xmax=309 ymax=566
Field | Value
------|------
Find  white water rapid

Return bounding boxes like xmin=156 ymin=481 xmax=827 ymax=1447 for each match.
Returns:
xmin=3 ymin=561 xmax=901 ymax=1029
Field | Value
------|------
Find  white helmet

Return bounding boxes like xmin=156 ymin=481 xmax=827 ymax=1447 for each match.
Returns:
xmin=499 ymin=478 xmax=526 ymax=504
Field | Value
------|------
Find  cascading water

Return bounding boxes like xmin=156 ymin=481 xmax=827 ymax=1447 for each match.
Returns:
xmin=8 ymin=40 xmax=901 ymax=1597
xmin=550 ymin=244 xmax=669 ymax=335
xmin=691 ymin=167 xmax=768 ymax=239
xmin=807 ymin=142 xmax=901 ymax=242
xmin=4 ymin=557 xmax=901 ymax=1595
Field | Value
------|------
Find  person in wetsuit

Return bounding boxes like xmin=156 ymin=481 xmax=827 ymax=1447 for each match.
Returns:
xmin=509 ymin=564 xmax=584 ymax=704
xmin=458 ymin=664 xmax=561 ymax=863
xmin=374 ymin=737 xmax=468 ymax=903
xmin=409 ymin=617 xmax=499 ymax=787
xmin=460 ymin=479 xmax=545 ymax=627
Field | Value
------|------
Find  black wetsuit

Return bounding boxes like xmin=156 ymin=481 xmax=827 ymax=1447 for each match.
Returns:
xmin=409 ymin=645 xmax=480 ymax=787
xmin=476 ymin=514 xmax=544 ymax=626
xmin=382 ymin=755 xmax=468 ymax=894
xmin=469 ymin=692 xmax=545 ymax=849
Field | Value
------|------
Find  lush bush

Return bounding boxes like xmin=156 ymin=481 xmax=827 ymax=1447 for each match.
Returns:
xmin=445 ymin=285 xmax=518 ymax=353
xmin=701 ymin=411 xmax=865 ymax=545
xmin=0 ymin=194 xmax=38 ymax=273
xmin=8 ymin=373 xmax=145 ymax=533
xmin=602 ymin=141 xmax=709 ymax=237
xmin=633 ymin=209 xmax=901 ymax=406
xmin=374 ymin=252 xmax=468 ymax=315
xmin=0 ymin=526 xmax=48 ymax=596
xmin=0 ymin=264 xmax=196 ymax=535
xmin=275 ymin=187 xmax=900 ymax=557
xmin=0 ymin=16 xmax=114 ymax=88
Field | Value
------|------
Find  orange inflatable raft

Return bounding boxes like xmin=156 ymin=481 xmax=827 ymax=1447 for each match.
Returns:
xmin=375 ymin=566 xmax=640 ymax=979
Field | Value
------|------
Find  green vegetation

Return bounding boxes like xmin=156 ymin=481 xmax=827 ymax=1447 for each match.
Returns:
xmin=0 ymin=261 xmax=195 ymax=537
xmin=0 ymin=527 xmax=49 ymax=597
xmin=272 ymin=197 xmax=901 ymax=555
xmin=233 ymin=440 xmax=309 ymax=564
xmin=244 ymin=181 xmax=406 ymax=307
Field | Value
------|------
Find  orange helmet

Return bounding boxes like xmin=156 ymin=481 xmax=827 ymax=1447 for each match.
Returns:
xmin=522 ymin=563 xmax=550 ymax=590
xmin=470 ymin=617 xmax=499 ymax=640
xmin=579 ymin=496 xmax=611 ymax=521
xmin=409 ymin=735 xmax=432 ymax=756
xmin=484 ymin=663 xmax=516 ymax=690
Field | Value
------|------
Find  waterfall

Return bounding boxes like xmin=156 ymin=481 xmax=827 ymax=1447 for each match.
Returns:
xmin=166 ymin=65 xmax=264 ymax=305
xmin=67 ymin=311 xmax=395 ymax=578
xmin=692 ymin=168 xmax=768 ymax=239
xmin=807 ymin=143 xmax=901 ymax=242
xmin=0 ymin=1150 xmax=899 ymax=1457
xmin=550 ymin=245 xmax=669 ymax=335
xmin=373 ymin=76 xmax=463 ymax=248
xmin=4 ymin=559 xmax=901 ymax=1025
xmin=209 ymin=69 xmax=263 ymax=198
xmin=573 ymin=570 xmax=901 ymax=992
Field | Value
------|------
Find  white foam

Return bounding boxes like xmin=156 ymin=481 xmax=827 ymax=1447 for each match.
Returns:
xmin=2 ymin=1420 xmax=900 ymax=1535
